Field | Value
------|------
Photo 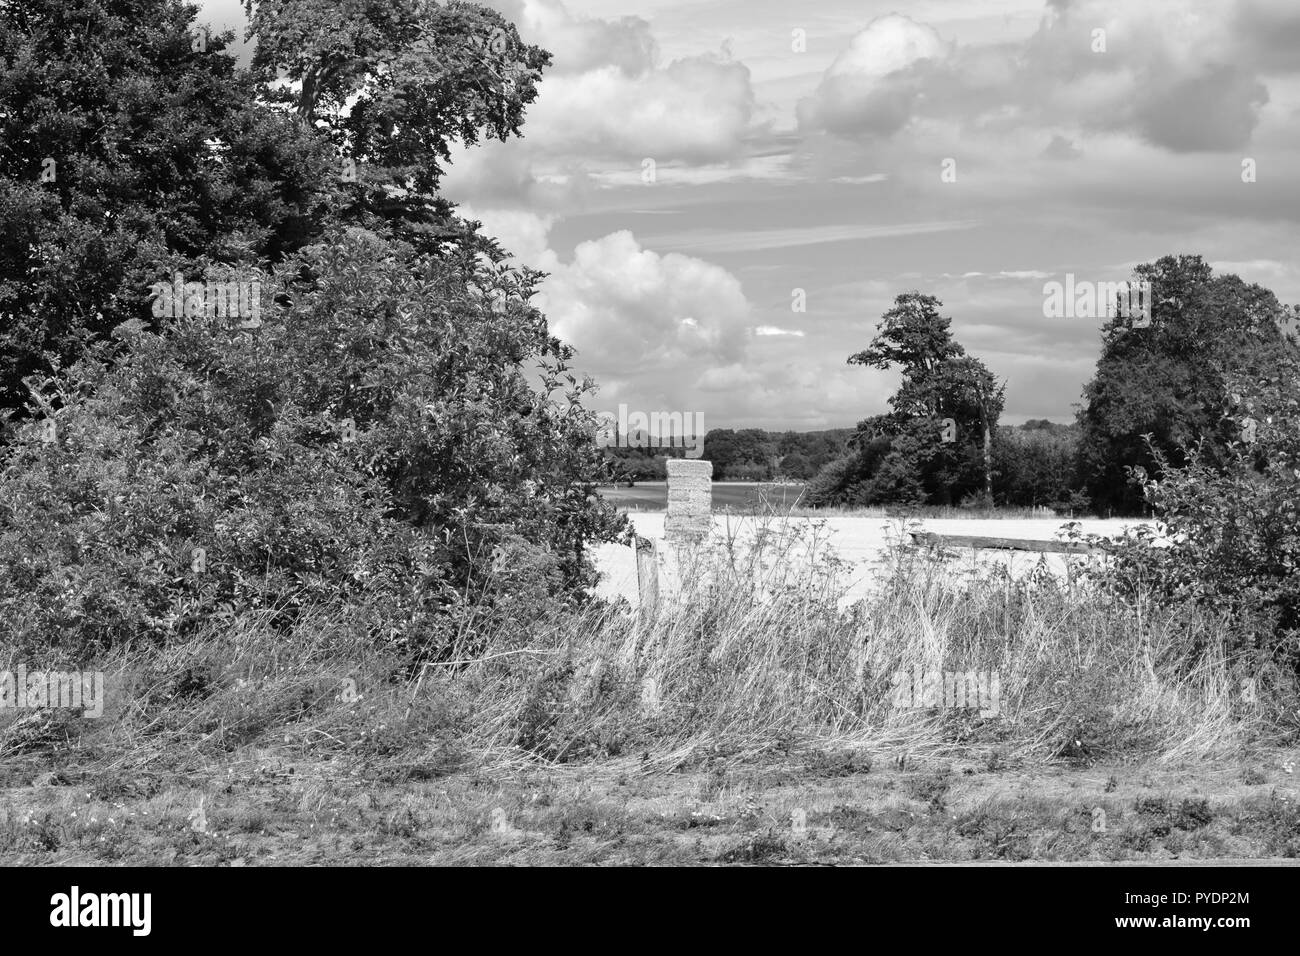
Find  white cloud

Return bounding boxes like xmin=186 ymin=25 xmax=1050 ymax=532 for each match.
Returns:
xmin=537 ymin=231 xmax=752 ymax=387
xmin=796 ymin=2 xmax=1274 ymax=152
xmin=797 ymin=15 xmax=949 ymax=137
xmin=528 ymin=56 xmax=756 ymax=162
xmin=830 ymin=173 xmax=888 ymax=184
xmin=480 ymin=0 xmax=757 ymax=164
xmin=488 ymin=0 xmax=657 ymax=76
xmin=698 ymin=364 xmax=764 ymax=392
xmin=825 ymin=14 xmax=948 ymax=80
xmin=1211 ymin=259 xmax=1294 ymax=276
xmin=586 ymin=153 xmax=794 ymax=187
xmin=1009 ymin=1 xmax=1271 ymax=152
xmin=457 ymin=205 xmax=558 ymax=267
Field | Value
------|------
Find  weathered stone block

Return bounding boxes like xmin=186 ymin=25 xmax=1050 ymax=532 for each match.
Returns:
xmin=665 ymin=459 xmax=712 ymax=539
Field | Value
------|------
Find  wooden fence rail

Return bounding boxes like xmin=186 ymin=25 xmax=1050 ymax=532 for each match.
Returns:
xmin=908 ymin=531 xmax=1098 ymax=555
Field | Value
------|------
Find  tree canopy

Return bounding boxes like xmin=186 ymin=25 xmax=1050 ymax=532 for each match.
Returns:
xmin=0 ymin=0 xmax=334 ymax=417
xmin=1077 ymin=254 xmax=1295 ymax=512
xmin=812 ymin=292 xmax=1003 ymax=506
xmin=244 ymin=0 xmax=549 ymax=255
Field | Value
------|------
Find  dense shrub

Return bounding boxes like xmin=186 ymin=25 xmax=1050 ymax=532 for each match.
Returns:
xmin=0 ymin=229 xmax=627 ymax=656
xmin=803 ymin=454 xmax=860 ymax=506
xmin=1096 ymin=354 xmax=1300 ymax=665
xmin=604 ymin=449 xmax=667 ymax=483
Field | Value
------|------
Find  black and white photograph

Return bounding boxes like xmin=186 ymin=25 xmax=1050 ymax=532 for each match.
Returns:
xmin=0 ymin=0 xmax=1296 ymax=927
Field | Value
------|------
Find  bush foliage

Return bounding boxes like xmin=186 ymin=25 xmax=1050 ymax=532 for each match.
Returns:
xmin=0 ymin=229 xmax=626 ymax=656
xmin=1097 ymin=353 xmax=1300 ymax=665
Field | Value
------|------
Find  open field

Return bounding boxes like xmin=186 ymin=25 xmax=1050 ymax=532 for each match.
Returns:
xmin=599 ymin=482 xmax=809 ymax=511
xmin=596 ymin=483 xmax=1078 ymax=518
xmin=592 ymin=513 xmax=1161 ymax=606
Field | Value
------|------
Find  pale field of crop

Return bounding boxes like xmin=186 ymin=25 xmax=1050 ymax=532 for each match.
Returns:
xmin=593 ymin=514 xmax=1162 ymax=607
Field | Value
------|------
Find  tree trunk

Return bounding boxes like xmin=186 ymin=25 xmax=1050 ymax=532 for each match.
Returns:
xmin=983 ymin=417 xmax=992 ymax=504
xmin=976 ymin=385 xmax=992 ymax=505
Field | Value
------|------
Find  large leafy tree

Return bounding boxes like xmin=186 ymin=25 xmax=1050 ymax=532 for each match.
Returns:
xmin=1077 ymin=255 xmax=1294 ymax=513
xmin=826 ymin=293 xmax=1003 ymax=506
xmin=0 ymin=0 xmax=335 ymax=419
xmin=244 ymin=0 xmax=550 ymax=256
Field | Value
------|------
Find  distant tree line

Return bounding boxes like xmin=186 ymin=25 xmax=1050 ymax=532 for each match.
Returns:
xmin=603 ymin=428 xmax=851 ymax=482
xmin=605 ymin=417 xmax=1090 ymax=513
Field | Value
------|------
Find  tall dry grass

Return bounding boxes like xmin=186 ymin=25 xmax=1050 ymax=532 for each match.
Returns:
xmin=6 ymin=517 xmax=1293 ymax=784
xmin=455 ymin=516 xmax=1287 ymax=771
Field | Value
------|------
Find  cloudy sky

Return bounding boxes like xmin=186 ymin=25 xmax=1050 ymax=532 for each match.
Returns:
xmin=201 ymin=0 xmax=1300 ymax=430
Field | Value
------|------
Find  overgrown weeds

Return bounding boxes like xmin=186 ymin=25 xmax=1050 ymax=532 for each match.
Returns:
xmin=6 ymin=520 xmax=1295 ymax=790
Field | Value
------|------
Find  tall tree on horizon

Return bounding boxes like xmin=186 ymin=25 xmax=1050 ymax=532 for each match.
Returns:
xmin=1076 ymin=254 xmax=1296 ymax=513
xmin=815 ymin=292 xmax=1004 ymax=506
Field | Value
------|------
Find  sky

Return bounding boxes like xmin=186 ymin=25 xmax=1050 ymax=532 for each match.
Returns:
xmin=198 ymin=0 xmax=1300 ymax=431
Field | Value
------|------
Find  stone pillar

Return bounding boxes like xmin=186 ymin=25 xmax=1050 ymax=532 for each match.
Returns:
xmin=664 ymin=459 xmax=712 ymax=541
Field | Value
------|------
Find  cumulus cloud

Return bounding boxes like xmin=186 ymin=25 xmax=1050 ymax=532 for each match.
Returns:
xmin=1130 ymin=66 xmax=1267 ymax=152
xmin=444 ymin=0 xmax=759 ymax=222
xmin=797 ymin=14 xmax=949 ymax=137
xmin=798 ymin=2 xmax=1275 ymax=153
xmin=479 ymin=0 xmax=756 ymax=163
xmin=457 ymin=205 xmax=557 ymax=267
xmin=527 ymin=56 xmax=755 ymax=162
xmin=536 ymin=231 xmax=752 ymax=384
xmin=493 ymin=0 xmax=657 ymax=77
xmin=1020 ymin=1 xmax=1271 ymax=152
